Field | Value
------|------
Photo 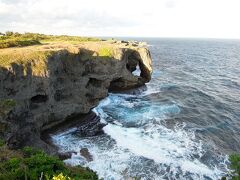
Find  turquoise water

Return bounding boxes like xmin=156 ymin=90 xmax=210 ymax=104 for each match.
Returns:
xmin=52 ymin=39 xmax=240 ymax=179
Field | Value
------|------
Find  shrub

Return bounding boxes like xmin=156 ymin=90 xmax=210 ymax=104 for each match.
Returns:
xmin=22 ymin=146 xmax=43 ymax=157
xmin=229 ymin=154 xmax=240 ymax=179
xmin=0 ymin=146 xmax=98 ymax=180
xmin=0 ymin=39 xmax=41 ymax=49
xmin=5 ymin=31 xmax=14 ymax=36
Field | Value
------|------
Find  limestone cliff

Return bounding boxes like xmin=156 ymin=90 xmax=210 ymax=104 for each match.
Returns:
xmin=0 ymin=41 xmax=152 ymax=151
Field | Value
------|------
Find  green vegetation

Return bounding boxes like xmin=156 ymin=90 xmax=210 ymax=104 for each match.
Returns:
xmin=0 ymin=50 xmax=56 ymax=75
xmin=222 ymin=154 xmax=240 ymax=179
xmin=0 ymin=32 xmax=103 ymax=74
xmin=0 ymin=146 xmax=98 ymax=180
xmin=0 ymin=39 xmax=41 ymax=49
xmin=0 ymin=32 xmax=41 ymax=49
xmin=0 ymin=31 xmax=101 ymax=49
xmin=0 ymin=99 xmax=97 ymax=179
xmin=98 ymin=47 xmax=113 ymax=57
xmin=229 ymin=154 xmax=240 ymax=179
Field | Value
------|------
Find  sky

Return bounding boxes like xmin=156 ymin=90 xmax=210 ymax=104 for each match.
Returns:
xmin=0 ymin=0 xmax=240 ymax=39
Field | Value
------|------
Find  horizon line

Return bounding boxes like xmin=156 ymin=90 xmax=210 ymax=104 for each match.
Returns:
xmin=1 ymin=30 xmax=240 ymax=40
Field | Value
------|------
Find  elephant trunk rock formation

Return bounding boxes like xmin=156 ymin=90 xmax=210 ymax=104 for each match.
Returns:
xmin=0 ymin=41 xmax=152 ymax=151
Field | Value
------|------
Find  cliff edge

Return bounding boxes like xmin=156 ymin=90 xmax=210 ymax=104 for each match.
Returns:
xmin=0 ymin=40 xmax=152 ymax=152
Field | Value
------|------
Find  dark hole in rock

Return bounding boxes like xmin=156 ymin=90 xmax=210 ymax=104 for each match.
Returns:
xmin=126 ymin=57 xmax=138 ymax=73
xmin=31 ymin=94 xmax=48 ymax=103
xmin=86 ymin=78 xmax=102 ymax=88
xmin=109 ymin=78 xmax=125 ymax=91
xmin=126 ymin=52 xmax=141 ymax=77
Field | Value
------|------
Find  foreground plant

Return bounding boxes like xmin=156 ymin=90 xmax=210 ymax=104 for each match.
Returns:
xmin=52 ymin=173 xmax=71 ymax=180
xmin=0 ymin=146 xmax=98 ymax=180
xmin=229 ymin=154 xmax=240 ymax=179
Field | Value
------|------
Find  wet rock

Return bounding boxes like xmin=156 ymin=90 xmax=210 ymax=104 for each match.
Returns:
xmin=80 ymin=148 xmax=93 ymax=162
xmin=75 ymin=113 xmax=107 ymax=137
xmin=58 ymin=151 xmax=76 ymax=160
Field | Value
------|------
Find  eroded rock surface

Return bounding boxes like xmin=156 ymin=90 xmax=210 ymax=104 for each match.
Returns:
xmin=0 ymin=41 xmax=152 ymax=151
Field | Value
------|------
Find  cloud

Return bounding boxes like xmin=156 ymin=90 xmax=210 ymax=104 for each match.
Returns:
xmin=164 ymin=0 xmax=176 ymax=8
xmin=0 ymin=0 xmax=140 ymax=35
xmin=0 ymin=0 xmax=240 ymax=38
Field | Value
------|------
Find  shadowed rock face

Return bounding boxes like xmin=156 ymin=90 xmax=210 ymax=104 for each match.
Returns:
xmin=0 ymin=42 xmax=152 ymax=151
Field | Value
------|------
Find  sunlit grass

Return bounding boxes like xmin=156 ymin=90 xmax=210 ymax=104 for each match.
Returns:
xmin=0 ymin=32 xmax=101 ymax=49
xmin=98 ymin=47 xmax=113 ymax=57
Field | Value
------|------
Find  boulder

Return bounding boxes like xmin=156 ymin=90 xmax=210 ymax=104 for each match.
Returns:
xmin=80 ymin=148 xmax=93 ymax=162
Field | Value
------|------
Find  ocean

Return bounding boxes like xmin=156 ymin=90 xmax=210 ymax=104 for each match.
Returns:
xmin=52 ymin=38 xmax=240 ymax=179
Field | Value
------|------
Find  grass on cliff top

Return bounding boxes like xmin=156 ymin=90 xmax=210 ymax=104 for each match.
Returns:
xmin=0 ymin=31 xmax=101 ymax=49
xmin=0 ymin=145 xmax=98 ymax=180
xmin=98 ymin=47 xmax=113 ymax=57
xmin=0 ymin=49 xmax=55 ymax=75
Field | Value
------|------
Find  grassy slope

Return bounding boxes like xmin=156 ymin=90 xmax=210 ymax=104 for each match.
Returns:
xmin=0 ymin=32 xmax=96 ymax=75
xmin=0 ymin=32 xmax=100 ymax=49
xmin=0 ymin=33 xmax=116 ymax=77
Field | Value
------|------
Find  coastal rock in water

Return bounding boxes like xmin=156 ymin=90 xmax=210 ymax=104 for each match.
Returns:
xmin=80 ymin=148 xmax=93 ymax=162
xmin=75 ymin=112 xmax=106 ymax=137
xmin=58 ymin=151 xmax=77 ymax=160
xmin=0 ymin=41 xmax=152 ymax=150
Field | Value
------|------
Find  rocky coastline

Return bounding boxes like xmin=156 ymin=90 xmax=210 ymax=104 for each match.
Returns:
xmin=0 ymin=40 xmax=152 ymax=155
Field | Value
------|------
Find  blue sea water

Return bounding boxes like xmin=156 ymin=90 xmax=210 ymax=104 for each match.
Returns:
xmin=52 ymin=38 xmax=240 ymax=179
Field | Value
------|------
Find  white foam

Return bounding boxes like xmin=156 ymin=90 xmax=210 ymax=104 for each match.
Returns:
xmin=52 ymin=93 xmax=228 ymax=179
xmin=103 ymin=123 xmax=222 ymax=177
xmin=52 ymin=133 xmax=133 ymax=179
xmin=52 ymin=122 xmax=225 ymax=179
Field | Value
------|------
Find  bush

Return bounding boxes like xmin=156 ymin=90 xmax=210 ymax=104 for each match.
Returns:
xmin=0 ymin=146 xmax=98 ymax=180
xmin=229 ymin=154 xmax=240 ymax=179
xmin=0 ymin=39 xmax=41 ymax=49
xmin=5 ymin=31 xmax=14 ymax=36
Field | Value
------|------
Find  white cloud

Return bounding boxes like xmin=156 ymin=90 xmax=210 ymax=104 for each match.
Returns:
xmin=0 ymin=0 xmax=240 ymax=38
